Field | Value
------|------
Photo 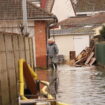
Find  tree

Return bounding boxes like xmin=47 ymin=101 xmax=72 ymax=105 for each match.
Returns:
xmin=100 ymin=25 xmax=105 ymax=40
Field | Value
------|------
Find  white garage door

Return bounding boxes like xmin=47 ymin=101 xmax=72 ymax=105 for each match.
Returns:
xmin=74 ymin=35 xmax=89 ymax=56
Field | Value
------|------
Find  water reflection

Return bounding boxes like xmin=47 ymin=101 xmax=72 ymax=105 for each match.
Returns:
xmin=57 ymin=65 xmax=105 ymax=105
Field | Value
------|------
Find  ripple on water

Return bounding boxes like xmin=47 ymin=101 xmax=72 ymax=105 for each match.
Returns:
xmin=57 ymin=65 xmax=105 ymax=105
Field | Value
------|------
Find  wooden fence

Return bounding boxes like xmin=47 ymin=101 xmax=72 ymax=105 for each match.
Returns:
xmin=0 ymin=32 xmax=34 ymax=105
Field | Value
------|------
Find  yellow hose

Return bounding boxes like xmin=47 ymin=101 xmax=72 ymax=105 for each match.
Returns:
xmin=19 ymin=59 xmax=38 ymax=100
xmin=41 ymin=81 xmax=54 ymax=99
xmin=19 ymin=59 xmax=27 ymax=100
xmin=41 ymin=81 xmax=70 ymax=105
xmin=57 ymin=102 xmax=70 ymax=105
xmin=19 ymin=59 xmax=70 ymax=105
xmin=28 ymin=65 xmax=38 ymax=80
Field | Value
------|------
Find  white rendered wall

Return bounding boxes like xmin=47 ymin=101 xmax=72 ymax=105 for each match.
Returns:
xmin=52 ymin=35 xmax=74 ymax=60
xmin=73 ymin=35 xmax=89 ymax=56
xmin=52 ymin=0 xmax=75 ymax=21
xmin=51 ymin=35 xmax=90 ymax=61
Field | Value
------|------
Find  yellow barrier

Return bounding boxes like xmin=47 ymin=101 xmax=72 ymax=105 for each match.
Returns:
xmin=57 ymin=102 xmax=70 ymax=105
xmin=41 ymin=81 xmax=54 ymax=99
xmin=19 ymin=59 xmax=51 ymax=100
xmin=19 ymin=59 xmax=70 ymax=105
xmin=19 ymin=59 xmax=27 ymax=100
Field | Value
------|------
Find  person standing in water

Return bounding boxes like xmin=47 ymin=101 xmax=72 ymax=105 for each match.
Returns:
xmin=47 ymin=38 xmax=59 ymax=70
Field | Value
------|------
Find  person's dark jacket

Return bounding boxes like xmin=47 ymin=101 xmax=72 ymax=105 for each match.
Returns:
xmin=47 ymin=43 xmax=59 ymax=57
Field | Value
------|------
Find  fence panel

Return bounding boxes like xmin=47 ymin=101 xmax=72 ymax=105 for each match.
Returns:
xmin=29 ymin=38 xmax=34 ymax=68
xmin=12 ymin=35 xmax=20 ymax=80
xmin=25 ymin=37 xmax=31 ymax=65
xmin=5 ymin=34 xmax=17 ymax=105
xmin=0 ymin=33 xmax=10 ymax=105
xmin=0 ymin=32 xmax=34 ymax=105
xmin=18 ymin=36 xmax=26 ymax=59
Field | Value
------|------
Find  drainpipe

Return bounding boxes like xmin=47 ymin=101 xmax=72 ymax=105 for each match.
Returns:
xmin=50 ymin=16 xmax=58 ymax=41
xmin=47 ymin=15 xmax=58 ymax=39
xmin=22 ymin=0 xmax=28 ymax=35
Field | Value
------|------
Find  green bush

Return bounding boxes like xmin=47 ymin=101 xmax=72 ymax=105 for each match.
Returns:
xmin=100 ymin=25 xmax=105 ymax=39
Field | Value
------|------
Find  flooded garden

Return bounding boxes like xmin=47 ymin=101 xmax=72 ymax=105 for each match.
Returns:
xmin=57 ymin=65 xmax=105 ymax=105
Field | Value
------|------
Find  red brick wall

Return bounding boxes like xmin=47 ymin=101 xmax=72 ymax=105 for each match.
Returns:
xmin=34 ymin=21 xmax=47 ymax=68
xmin=41 ymin=0 xmax=47 ymax=8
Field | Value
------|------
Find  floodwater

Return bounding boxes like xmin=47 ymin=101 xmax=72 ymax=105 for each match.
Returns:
xmin=57 ymin=65 xmax=105 ymax=105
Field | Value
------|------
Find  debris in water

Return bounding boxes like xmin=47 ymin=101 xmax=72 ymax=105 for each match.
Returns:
xmin=68 ymin=46 xmax=96 ymax=66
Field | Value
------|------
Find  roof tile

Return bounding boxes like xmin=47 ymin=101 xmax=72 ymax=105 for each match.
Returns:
xmin=73 ymin=0 xmax=105 ymax=12
xmin=0 ymin=0 xmax=55 ymax=20
xmin=58 ymin=12 xmax=105 ymax=28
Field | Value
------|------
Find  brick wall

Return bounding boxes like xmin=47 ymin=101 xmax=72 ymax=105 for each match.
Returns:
xmin=34 ymin=21 xmax=47 ymax=68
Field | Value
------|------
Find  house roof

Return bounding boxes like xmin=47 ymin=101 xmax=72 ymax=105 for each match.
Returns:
xmin=50 ymin=27 xmax=94 ymax=36
xmin=58 ymin=16 xmax=89 ymax=27
xmin=0 ymin=0 xmax=56 ymax=21
xmin=58 ymin=12 xmax=105 ymax=28
xmin=72 ymin=0 xmax=105 ymax=12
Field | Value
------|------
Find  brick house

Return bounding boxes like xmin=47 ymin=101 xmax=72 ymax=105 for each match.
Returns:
xmin=0 ymin=0 xmax=57 ymax=68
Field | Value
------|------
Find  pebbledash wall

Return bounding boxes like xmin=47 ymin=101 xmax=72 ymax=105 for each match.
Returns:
xmin=0 ymin=32 xmax=34 ymax=105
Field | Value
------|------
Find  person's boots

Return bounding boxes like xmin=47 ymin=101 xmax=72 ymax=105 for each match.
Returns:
xmin=54 ymin=63 xmax=57 ymax=70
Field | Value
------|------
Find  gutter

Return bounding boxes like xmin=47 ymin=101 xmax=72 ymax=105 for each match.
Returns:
xmin=0 ymin=16 xmax=58 ymax=23
xmin=26 ymin=15 xmax=58 ymax=26
xmin=50 ymin=33 xmax=94 ymax=36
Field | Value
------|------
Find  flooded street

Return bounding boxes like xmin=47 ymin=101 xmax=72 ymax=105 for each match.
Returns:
xmin=57 ymin=65 xmax=105 ymax=105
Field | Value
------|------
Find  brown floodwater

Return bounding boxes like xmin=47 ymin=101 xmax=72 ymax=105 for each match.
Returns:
xmin=57 ymin=65 xmax=105 ymax=105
